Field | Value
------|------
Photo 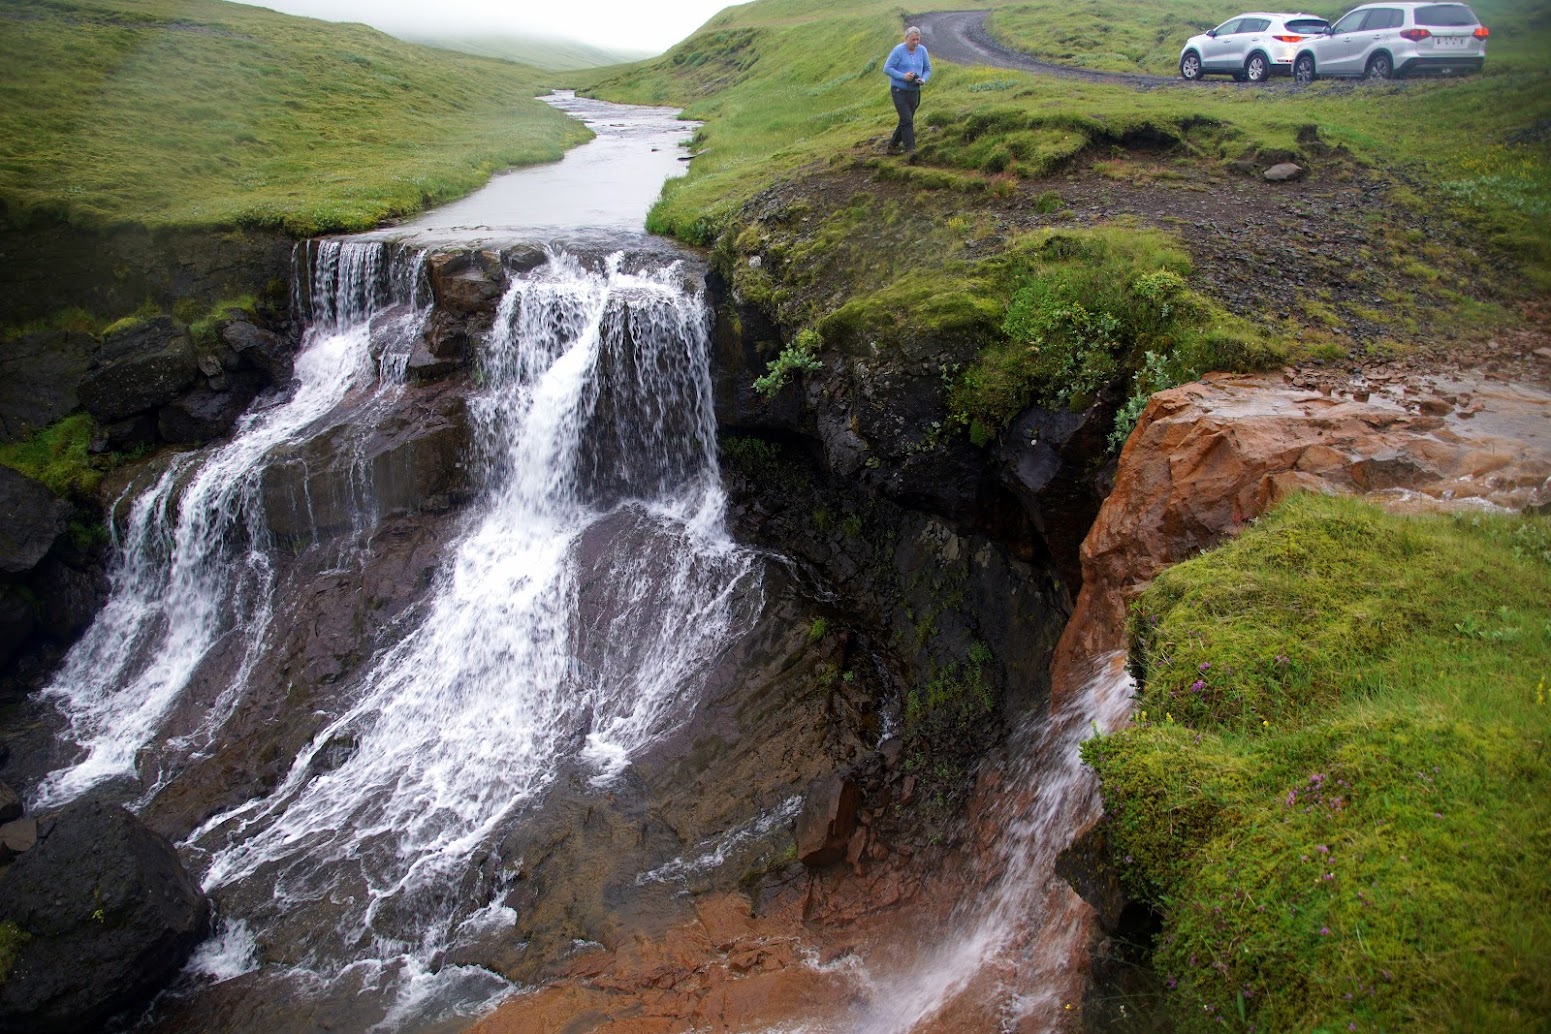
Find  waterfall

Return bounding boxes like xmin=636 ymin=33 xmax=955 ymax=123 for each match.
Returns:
xmin=33 ymin=241 xmax=429 ymax=808
xmin=35 ymin=240 xmax=757 ymax=1026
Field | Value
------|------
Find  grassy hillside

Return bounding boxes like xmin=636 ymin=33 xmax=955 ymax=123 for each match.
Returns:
xmin=0 ymin=0 xmax=591 ymax=234
xmin=402 ymin=32 xmax=655 ymax=72
xmin=1087 ymin=493 xmax=1551 ymax=1031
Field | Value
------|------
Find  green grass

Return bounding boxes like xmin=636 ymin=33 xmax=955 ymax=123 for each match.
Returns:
xmin=0 ymin=413 xmax=101 ymax=501
xmin=0 ymin=0 xmax=591 ymax=234
xmin=1084 ymin=493 xmax=1551 ymax=1032
xmin=581 ymin=0 xmax=1551 ymax=290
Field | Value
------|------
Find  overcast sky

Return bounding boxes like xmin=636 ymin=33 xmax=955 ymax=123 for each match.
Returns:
xmin=230 ymin=0 xmax=748 ymax=52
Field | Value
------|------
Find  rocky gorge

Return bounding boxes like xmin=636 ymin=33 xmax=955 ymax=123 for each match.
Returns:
xmin=0 ymin=210 xmax=1544 ymax=1030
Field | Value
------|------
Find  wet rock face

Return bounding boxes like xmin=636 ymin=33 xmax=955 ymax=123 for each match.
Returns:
xmin=0 ymin=799 xmax=210 ymax=1033
xmin=0 ymin=468 xmax=69 ymax=575
xmin=259 ymin=381 xmax=473 ymax=542
xmin=426 ymin=249 xmax=510 ymax=318
xmin=0 ymin=329 xmax=97 ymax=443
xmin=796 ymin=774 xmax=861 ymax=866
xmin=78 ymin=316 xmax=200 ymax=425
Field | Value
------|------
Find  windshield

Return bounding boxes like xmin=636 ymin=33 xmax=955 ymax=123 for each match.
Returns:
xmin=1415 ymin=4 xmax=1478 ymax=26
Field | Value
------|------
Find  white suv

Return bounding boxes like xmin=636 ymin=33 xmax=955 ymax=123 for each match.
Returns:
xmin=1293 ymin=2 xmax=1488 ymax=81
xmin=1179 ymin=12 xmax=1333 ymax=82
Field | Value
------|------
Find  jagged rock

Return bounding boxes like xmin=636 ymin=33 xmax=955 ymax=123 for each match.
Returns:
xmin=0 ymin=329 xmax=97 ymax=442
xmin=795 ymin=774 xmax=860 ymax=867
xmin=426 ymin=250 xmax=508 ymax=318
xmin=96 ymin=412 xmax=160 ymax=454
xmin=1264 ymin=162 xmax=1304 ymax=182
xmin=0 ymin=467 xmax=69 ymax=574
xmin=157 ymin=369 xmax=268 ymax=444
xmin=221 ymin=319 xmax=293 ymax=384
xmin=78 ymin=316 xmax=198 ymax=424
xmin=0 ymin=800 xmax=210 ymax=1033
xmin=0 ymin=782 xmax=20 ymax=824
xmin=34 ymin=555 xmax=109 ymax=645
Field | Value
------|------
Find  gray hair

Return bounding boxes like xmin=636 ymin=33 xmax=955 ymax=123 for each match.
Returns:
xmin=905 ymin=26 xmax=921 ymax=37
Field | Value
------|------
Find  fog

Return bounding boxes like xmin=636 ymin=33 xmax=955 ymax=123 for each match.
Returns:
xmin=229 ymin=0 xmax=750 ymax=52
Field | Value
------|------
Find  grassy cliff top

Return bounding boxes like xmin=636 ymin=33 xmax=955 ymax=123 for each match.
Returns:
xmin=0 ymin=0 xmax=591 ymax=234
xmin=582 ymin=0 xmax=1550 ymax=289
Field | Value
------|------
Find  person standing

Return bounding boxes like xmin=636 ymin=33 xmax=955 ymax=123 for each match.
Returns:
xmin=884 ymin=26 xmax=932 ymax=155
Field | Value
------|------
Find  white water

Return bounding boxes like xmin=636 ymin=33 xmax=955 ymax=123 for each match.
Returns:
xmin=797 ymin=654 xmax=1136 ymax=1034
xmin=34 ymin=241 xmax=760 ymax=1027
xmin=33 ymin=241 xmax=429 ymax=808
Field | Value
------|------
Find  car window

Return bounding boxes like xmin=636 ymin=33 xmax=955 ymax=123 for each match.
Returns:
xmin=1286 ymin=18 xmax=1331 ymax=32
xmin=1331 ymin=10 xmax=1367 ymax=33
xmin=1360 ymin=8 xmax=1404 ymax=29
xmin=1213 ymin=18 xmax=1244 ymax=34
xmin=1414 ymin=4 xmax=1477 ymax=25
xmin=1241 ymin=18 xmax=1272 ymax=31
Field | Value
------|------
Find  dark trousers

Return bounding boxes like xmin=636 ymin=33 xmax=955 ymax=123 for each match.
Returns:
xmin=890 ymin=87 xmax=921 ymax=151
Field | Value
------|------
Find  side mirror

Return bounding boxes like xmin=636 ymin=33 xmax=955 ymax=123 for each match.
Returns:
xmin=1206 ymin=29 xmax=1218 ymax=37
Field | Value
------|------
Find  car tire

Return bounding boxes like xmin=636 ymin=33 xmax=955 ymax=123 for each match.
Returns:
xmin=1180 ymin=51 xmax=1203 ymax=80
xmin=1366 ymin=52 xmax=1394 ymax=79
xmin=1294 ymin=53 xmax=1316 ymax=83
xmin=1244 ymin=53 xmax=1270 ymax=83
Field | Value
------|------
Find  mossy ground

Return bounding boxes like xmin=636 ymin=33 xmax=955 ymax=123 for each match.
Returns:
xmin=1083 ymin=493 xmax=1551 ymax=1032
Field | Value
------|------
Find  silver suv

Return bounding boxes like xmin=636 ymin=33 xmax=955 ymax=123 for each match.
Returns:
xmin=1179 ymin=12 xmax=1333 ymax=81
xmin=1293 ymin=2 xmax=1488 ymax=81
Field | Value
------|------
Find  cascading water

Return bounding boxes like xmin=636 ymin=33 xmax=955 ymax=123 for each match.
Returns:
xmin=37 ymin=238 xmax=757 ymax=1029
xmin=33 ymin=241 xmax=429 ymax=809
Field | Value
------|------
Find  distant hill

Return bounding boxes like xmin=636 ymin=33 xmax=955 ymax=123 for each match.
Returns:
xmin=404 ymin=32 xmax=655 ymax=71
xmin=0 ymin=0 xmax=591 ymax=235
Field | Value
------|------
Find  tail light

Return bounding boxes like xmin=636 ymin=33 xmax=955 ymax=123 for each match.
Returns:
xmin=1474 ymin=25 xmax=1489 ymax=37
xmin=1399 ymin=28 xmax=1431 ymax=41
xmin=1273 ymin=34 xmax=1304 ymax=42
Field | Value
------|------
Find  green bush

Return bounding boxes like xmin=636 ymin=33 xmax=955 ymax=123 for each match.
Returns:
xmin=752 ymin=327 xmax=824 ymax=396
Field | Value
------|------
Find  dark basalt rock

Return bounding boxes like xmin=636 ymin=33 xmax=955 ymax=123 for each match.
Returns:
xmin=426 ymin=249 xmax=508 ymax=318
xmin=0 ymin=799 xmax=210 ymax=1033
xmin=0 ymin=467 xmax=69 ymax=575
xmin=157 ymin=368 xmax=270 ymax=445
xmin=221 ymin=318 xmax=294 ymax=385
xmin=0 ymin=782 xmax=20 ymax=824
xmin=78 ymin=316 xmax=198 ymax=425
xmin=0 ymin=329 xmax=97 ymax=443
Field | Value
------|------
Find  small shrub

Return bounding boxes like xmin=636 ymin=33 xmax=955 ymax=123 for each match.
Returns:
xmin=752 ymin=327 xmax=824 ymax=396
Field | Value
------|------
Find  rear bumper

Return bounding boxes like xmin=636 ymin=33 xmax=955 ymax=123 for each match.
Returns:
xmin=1398 ymin=55 xmax=1485 ymax=75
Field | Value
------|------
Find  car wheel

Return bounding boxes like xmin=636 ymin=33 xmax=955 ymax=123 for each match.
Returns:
xmin=1294 ymin=53 xmax=1316 ymax=83
xmin=1366 ymin=52 xmax=1393 ymax=79
xmin=1180 ymin=51 xmax=1203 ymax=81
xmin=1245 ymin=53 xmax=1270 ymax=83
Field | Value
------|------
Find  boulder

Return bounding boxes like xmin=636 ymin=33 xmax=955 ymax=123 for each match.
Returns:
xmin=0 ymin=818 xmax=35 ymax=863
xmin=157 ymin=369 xmax=269 ymax=444
xmin=0 ymin=783 xmax=20 ymax=824
xmin=0 ymin=467 xmax=69 ymax=574
xmin=221 ymin=319 xmax=293 ymax=384
xmin=795 ymin=774 xmax=860 ymax=867
xmin=78 ymin=316 xmax=198 ymax=424
xmin=426 ymin=250 xmax=508 ymax=318
xmin=1264 ymin=162 xmax=1304 ymax=182
xmin=0 ymin=800 xmax=210 ymax=1033
xmin=0 ymin=329 xmax=97 ymax=442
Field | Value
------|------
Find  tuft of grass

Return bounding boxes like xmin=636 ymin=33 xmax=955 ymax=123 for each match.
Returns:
xmin=0 ymin=0 xmax=591 ymax=234
xmin=0 ymin=920 xmax=30 ymax=985
xmin=0 ymin=413 xmax=102 ymax=502
xmin=1085 ymin=493 xmax=1551 ymax=1032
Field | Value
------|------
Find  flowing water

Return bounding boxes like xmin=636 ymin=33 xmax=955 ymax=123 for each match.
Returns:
xmin=33 ymin=240 xmax=760 ymax=1029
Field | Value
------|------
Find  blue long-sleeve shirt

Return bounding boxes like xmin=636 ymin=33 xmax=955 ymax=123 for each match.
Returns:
xmin=884 ymin=42 xmax=931 ymax=90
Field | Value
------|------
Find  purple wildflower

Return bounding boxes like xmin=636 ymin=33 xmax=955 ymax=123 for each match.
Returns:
xmin=1191 ymin=679 xmax=1206 ymax=692
xmin=1320 ymin=927 xmax=1331 ymax=935
xmin=1199 ymin=661 xmax=1212 ymax=672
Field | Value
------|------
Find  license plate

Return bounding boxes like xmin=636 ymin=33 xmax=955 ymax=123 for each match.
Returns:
xmin=1434 ymin=36 xmax=1468 ymax=47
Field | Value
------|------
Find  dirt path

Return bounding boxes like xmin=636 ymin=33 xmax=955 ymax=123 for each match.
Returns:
xmin=911 ymin=9 xmax=1175 ymax=85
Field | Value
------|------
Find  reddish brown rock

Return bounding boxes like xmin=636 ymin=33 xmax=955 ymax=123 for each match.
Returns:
xmin=1052 ymin=372 xmax=1551 ymax=693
